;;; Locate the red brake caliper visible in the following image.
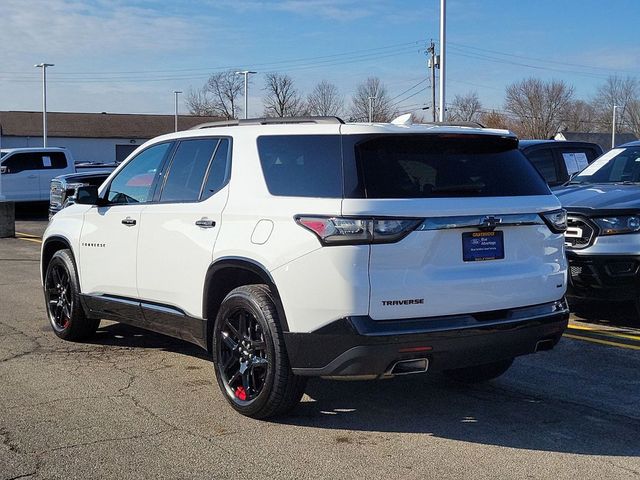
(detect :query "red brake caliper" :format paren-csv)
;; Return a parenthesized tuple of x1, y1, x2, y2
(234, 386, 247, 401)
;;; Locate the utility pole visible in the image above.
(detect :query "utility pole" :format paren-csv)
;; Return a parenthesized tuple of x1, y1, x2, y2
(427, 40, 438, 122)
(235, 70, 257, 119)
(438, 0, 446, 122)
(34, 63, 54, 147)
(612, 105, 621, 148)
(368, 96, 376, 122)
(173, 91, 182, 132)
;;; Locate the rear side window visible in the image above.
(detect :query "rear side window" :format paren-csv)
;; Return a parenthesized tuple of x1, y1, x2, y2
(349, 134, 551, 198)
(42, 152, 67, 168)
(161, 139, 218, 202)
(201, 139, 231, 200)
(257, 135, 343, 197)
(525, 148, 559, 185)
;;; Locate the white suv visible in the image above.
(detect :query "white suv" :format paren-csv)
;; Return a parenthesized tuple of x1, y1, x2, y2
(41, 117, 569, 418)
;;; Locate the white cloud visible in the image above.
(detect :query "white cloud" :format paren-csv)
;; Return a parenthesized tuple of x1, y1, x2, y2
(211, 0, 386, 21)
(0, 0, 207, 67)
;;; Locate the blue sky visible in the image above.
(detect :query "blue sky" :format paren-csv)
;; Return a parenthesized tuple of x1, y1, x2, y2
(1, 0, 639, 117)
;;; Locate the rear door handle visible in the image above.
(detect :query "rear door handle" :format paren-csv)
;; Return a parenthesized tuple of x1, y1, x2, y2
(195, 218, 216, 228)
(121, 217, 137, 226)
(27, 174, 37, 179)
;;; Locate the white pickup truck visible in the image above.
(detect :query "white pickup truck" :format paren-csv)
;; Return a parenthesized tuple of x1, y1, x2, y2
(0, 147, 116, 202)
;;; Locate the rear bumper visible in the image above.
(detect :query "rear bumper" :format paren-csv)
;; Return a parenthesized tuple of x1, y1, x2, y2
(567, 252, 640, 301)
(284, 300, 569, 377)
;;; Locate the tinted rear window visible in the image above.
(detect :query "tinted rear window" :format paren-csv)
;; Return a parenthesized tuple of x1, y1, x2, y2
(257, 135, 342, 197)
(349, 134, 550, 198)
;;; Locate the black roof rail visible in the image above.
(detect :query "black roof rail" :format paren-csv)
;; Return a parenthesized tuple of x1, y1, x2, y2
(190, 116, 344, 130)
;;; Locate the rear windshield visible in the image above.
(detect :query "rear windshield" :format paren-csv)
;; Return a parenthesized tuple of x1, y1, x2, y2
(257, 134, 550, 198)
(349, 134, 550, 198)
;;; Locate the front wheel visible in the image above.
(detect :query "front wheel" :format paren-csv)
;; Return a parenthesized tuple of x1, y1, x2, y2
(44, 249, 100, 341)
(212, 285, 306, 419)
(443, 358, 514, 383)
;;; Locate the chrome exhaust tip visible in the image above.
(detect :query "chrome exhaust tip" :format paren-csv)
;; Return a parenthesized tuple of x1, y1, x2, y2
(388, 358, 429, 376)
(535, 339, 555, 352)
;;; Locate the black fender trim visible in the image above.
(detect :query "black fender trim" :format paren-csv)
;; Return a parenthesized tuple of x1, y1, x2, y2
(203, 258, 290, 332)
(41, 235, 75, 281)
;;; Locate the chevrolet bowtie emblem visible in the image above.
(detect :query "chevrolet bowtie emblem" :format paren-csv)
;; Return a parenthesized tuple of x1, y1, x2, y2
(479, 216, 502, 231)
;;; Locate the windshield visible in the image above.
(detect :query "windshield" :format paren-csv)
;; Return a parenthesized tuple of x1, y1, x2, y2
(571, 147, 640, 184)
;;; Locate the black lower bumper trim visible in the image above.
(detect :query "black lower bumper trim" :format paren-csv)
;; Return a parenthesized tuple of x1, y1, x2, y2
(285, 300, 569, 377)
(567, 252, 640, 301)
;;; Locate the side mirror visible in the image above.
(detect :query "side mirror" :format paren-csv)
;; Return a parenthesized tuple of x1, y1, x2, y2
(74, 185, 100, 205)
(0, 166, 8, 174)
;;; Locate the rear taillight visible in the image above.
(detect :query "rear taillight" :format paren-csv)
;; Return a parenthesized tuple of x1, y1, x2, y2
(295, 216, 422, 245)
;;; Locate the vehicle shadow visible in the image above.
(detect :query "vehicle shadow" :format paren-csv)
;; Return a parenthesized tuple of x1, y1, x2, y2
(569, 297, 640, 328)
(277, 373, 640, 457)
(88, 321, 210, 361)
(87, 321, 640, 457)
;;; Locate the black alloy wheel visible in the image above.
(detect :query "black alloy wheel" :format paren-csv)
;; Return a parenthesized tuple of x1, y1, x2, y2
(212, 285, 307, 418)
(218, 307, 269, 402)
(45, 263, 73, 332)
(43, 249, 100, 341)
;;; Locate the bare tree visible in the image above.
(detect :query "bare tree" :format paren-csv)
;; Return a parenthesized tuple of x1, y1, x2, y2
(592, 76, 640, 135)
(185, 87, 216, 116)
(626, 99, 640, 137)
(186, 70, 243, 119)
(561, 100, 597, 132)
(207, 70, 243, 119)
(349, 77, 397, 122)
(505, 77, 574, 138)
(307, 80, 343, 117)
(449, 91, 482, 122)
(480, 110, 511, 131)
(263, 73, 306, 117)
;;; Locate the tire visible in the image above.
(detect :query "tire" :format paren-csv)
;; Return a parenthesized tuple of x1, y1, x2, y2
(443, 358, 514, 383)
(212, 284, 307, 419)
(43, 249, 100, 341)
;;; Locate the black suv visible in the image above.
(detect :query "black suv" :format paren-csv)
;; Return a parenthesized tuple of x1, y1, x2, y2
(520, 140, 603, 187)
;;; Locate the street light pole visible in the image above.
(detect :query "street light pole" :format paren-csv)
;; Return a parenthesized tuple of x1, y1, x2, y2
(235, 71, 257, 119)
(34, 63, 54, 147)
(438, 0, 446, 122)
(368, 96, 376, 123)
(173, 91, 182, 132)
(612, 105, 621, 148)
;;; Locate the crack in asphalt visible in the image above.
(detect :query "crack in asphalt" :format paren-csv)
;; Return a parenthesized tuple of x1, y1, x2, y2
(36, 429, 174, 456)
(481, 382, 640, 426)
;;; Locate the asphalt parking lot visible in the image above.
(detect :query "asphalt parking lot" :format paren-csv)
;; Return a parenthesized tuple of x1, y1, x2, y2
(1, 215, 639, 480)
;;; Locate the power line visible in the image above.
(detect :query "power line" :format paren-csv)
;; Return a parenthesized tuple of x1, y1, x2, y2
(0, 40, 425, 80)
(388, 78, 428, 102)
(391, 87, 429, 108)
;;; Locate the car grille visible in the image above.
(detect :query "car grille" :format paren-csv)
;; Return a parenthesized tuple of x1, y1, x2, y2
(565, 216, 596, 250)
(50, 180, 64, 208)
